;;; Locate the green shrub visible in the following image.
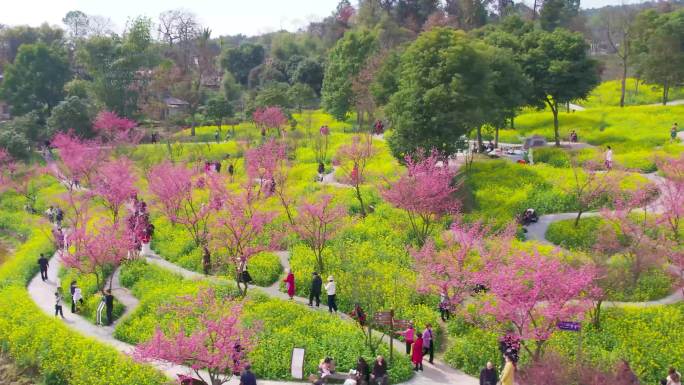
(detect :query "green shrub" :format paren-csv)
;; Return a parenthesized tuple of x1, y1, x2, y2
(248, 252, 283, 286)
(545, 217, 602, 251)
(444, 326, 500, 376)
(533, 147, 571, 168)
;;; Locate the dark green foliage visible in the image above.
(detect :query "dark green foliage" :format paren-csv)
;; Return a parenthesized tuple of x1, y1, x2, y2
(220, 43, 266, 85)
(46, 96, 95, 138)
(0, 43, 70, 115)
(321, 29, 378, 120)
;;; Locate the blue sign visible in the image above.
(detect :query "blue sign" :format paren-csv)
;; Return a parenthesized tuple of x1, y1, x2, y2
(557, 321, 581, 332)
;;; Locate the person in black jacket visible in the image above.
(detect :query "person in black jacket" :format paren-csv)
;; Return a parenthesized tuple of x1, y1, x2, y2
(309, 271, 322, 307)
(105, 290, 114, 325)
(356, 357, 370, 385)
(479, 361, 498, 385)
(371, 356, 388, 385)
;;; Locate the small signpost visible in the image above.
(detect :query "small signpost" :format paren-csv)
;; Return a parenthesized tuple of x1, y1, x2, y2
(372, 310, 412, 363)
(557, 321, 583, 360)
(557, 321, 581, 332)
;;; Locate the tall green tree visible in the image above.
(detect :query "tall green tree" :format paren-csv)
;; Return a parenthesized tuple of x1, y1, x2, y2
(540, 0, 580, 31)
(204, 97, 233, 133)
(46, 96, 95, 138)
(386, 28, 492, 157)
(321, 29, 378, 121)
(634, 9, 684, 105)
(0, 43, 70, 115)
(520, 28, 600, 146)
(220, 43, 265, 85)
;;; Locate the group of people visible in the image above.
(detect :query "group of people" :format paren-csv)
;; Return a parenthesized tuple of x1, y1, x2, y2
(315, 356, 389, 385)
(396, 323, 435, 371)
(126, 195, 154, 256)
(478, 355, 516, 385)
(303, 271, 338, 313)
(45, 205, 64, 226)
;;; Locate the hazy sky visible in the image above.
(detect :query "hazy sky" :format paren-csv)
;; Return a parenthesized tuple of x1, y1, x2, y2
(2, 0, 647, 37)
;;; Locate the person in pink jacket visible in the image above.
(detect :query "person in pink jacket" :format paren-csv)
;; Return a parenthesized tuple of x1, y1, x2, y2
(397, 323, 415, 355)
(283, 269, 295, 299)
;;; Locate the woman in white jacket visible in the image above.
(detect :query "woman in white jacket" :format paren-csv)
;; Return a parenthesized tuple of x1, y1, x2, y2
(325, 276, 337, 313)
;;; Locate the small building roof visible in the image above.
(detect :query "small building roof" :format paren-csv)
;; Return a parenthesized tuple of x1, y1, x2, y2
(164, 97, 189, 106)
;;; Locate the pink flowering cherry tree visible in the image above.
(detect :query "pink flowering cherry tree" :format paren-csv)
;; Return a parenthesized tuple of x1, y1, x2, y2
(656, 155, 684, 239)
(244, 139, 287, 199)
(334, 135, 376, 217)
(50, 132, 106, 190)
(90, 157, 138, 221)
(477, 248, 597, 360)
(566, 158, 618, 227)
(253, 106, 287, 137)
(412, 221, 494, 313)
(293, 194, 347, 273)
(93, 110, 141, 145)
(134, 288, 257, 385)
(383, 149, 460, 245)
(62, 214, 136, 292)
(148, 161, 218, 249)
(209, 187, 279, 296)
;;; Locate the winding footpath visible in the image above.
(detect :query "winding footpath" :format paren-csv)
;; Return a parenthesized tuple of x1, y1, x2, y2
(523, 172, 684, 308)
(27, 248, 477, 385)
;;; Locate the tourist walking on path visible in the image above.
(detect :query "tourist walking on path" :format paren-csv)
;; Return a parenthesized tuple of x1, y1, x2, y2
(665, 367, 682, 385)
(54, 291, 64, 319)
(239, 364, 257, 385)
(284, 269, 295, 299)
(671, 123, 679, 143)
(38, 253, 49, 281)
(397, 323, 415, 355)
(325, 275, 337, 313)
(371, 356, 388, 385)
(439, 292, 450, 321)
(423, 323, 434, 364)
(479, 362, 498, 385)
(500, 354, 516, 385)
(71, 284, 83, 313)
(605, 146, 613, 170)
(309, 271, 322, 307)
(411, 332, 424, 371)
(105, 290, 114, 325)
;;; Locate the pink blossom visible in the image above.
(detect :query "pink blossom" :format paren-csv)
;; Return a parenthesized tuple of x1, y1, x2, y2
(90, 158, 138, 221)
(93, 110, 141, 145)
(335, 135, 376, 216)
(134, 289, 257, 385)
(209, 186, 279, 296)
(147, 161, 216, 247)
(253, 107, 287, 136)
(244, 139, 287, 197)
(51, 132, 106, 188)
(383, 149, 460, 244)
(62, 215, 137, 291)
(293, 195, 347, 273)
(477, 248, 597, 359)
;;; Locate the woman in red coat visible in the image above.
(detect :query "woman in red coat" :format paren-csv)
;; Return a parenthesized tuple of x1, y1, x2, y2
(284, 269, 295, 299)
(412, 332, 424, 371)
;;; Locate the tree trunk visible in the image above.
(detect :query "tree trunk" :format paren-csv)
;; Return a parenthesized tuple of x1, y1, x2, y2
(476, 126, 483, 152)
(495, 125, 500, 147)
(355, 185, 367, 217)
(510, 116, 515, 129)
(592, 300, 603, 330)
(574, 209, 583, 227)
(548, 100, 561, 147)
(316, 250, 325, 274)
(634, 77, 640, 95)
(663, 81, 670, 105)
(190, 114, 196, 137)
(619, 59, 627, 108)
